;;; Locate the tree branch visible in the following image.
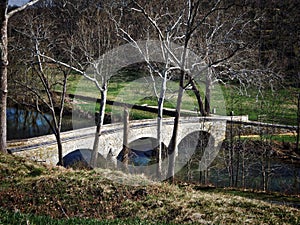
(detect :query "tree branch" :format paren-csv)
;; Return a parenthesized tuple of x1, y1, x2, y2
(7, 0, 40, 19)
(39, 53, 103, 92)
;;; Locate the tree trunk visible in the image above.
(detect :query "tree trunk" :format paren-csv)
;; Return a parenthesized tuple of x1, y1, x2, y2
(261, 161, 266, 192)
(55, 72, 67, 166)
(235, 148, 240, 187)
(190, 78, 206, 116)
(167, 22, 191, 182)
(187, 160, 192, 181)
(0, 4, 8, 153)
(90, 88, 107, 168)
(0, 0, 41, 154)
(167, 71, 185, 182)
(121, 106, 129, 171)
(229, 112, 234, 186)
(205, 71, 212, 116)
(56, 132, 63, 166)
(157, 112, 163, 179)
(296, 93, 300, 154)
(156, 76, 167, 179)
(242, 143, 246, 189)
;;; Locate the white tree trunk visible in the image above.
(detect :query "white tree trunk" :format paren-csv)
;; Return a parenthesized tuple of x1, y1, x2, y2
(90, 88, 107, 168)
(0, 9, 8, 153)
(157, 76, 167, 178)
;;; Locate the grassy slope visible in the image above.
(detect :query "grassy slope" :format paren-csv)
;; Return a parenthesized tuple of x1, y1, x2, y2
(221, 85, 298, 124)
(0, 153, 299, 224)
(67, 71, 299, 125)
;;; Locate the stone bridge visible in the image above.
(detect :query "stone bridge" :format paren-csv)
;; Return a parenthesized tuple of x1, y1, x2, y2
(8, 115, 295, 166)
(8, 117, 231, 165)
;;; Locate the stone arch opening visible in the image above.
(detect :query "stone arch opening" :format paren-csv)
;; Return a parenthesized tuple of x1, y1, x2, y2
(117, 137, 167, 167)
(176, 131, 214, 182)
(62, 148, 106, 169)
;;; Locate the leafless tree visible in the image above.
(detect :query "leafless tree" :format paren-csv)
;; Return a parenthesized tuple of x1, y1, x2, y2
(116, 0, 253, 182)
(110, 3, 183, 178)
(33, 1, 118, 168)
(0, 0, 41, 153)
(9, 10, 71, 165)
(164, 0, 227, 182)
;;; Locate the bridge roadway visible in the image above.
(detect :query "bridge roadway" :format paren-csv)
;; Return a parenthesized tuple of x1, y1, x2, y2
(8, 115, 295, 166)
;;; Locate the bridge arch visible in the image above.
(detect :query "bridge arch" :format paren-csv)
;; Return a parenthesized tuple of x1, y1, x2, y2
(177, 130, 212, 157)
(116, 137, 168, 167)
(128, 133, 157, 145)
(61, 148, 107, 168)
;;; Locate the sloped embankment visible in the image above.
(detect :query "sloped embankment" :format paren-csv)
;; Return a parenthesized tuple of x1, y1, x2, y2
(0, 153, 299, 224)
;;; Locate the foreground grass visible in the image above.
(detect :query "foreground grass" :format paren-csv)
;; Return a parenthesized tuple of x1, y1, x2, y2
(0, 208, 166, 225)
(0, 153, 299, 224)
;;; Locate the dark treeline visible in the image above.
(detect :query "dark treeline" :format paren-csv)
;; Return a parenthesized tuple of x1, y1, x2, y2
(256, 0, 300, 86)
(7, 0, 300, 90)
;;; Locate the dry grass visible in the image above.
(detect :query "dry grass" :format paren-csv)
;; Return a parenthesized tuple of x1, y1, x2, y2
(0, 152, 299, 224)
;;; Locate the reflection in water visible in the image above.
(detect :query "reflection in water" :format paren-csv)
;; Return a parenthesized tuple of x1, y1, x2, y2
(175, 132, 300, 194)
(7, 107, 74, 140)
(117, 138, 157, 166)
(7, 107, 53, 140)
(62, 149, 106, 169)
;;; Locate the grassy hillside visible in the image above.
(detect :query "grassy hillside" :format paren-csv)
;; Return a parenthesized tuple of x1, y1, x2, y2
(0, 152, 299, 224)
(67, 70, 299, 125)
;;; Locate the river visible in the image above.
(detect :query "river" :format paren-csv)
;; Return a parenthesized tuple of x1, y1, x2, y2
(7, 107, 73, 140)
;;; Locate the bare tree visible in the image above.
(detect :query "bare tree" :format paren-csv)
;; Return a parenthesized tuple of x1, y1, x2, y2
(7, 0, 114, 166)
(296, 93, 300, 155)
(32, 1, 118, 168)
(31, 56, 69, 166)
(129, 1, 204, 179)
(166, 0, 215, 182)
(0, 0, 41, 153)
(111, 6, 182, 178)
(65, 3, 116, 168)
(121, 106, 130, 170)
(8, 9, 71, 165)
(121, 0, 244, 182)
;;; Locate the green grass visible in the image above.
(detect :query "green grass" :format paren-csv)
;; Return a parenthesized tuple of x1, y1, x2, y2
(23, 64, 299, 125)
(222, 85, 299, 125)
(274, 134, 297, 143)
(69, 72, 198, 120)
(0, 208, 168, 225)
(1, 210, 170, 225)
(59, 69, 300, 125)
(0, 153, 299, 224)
